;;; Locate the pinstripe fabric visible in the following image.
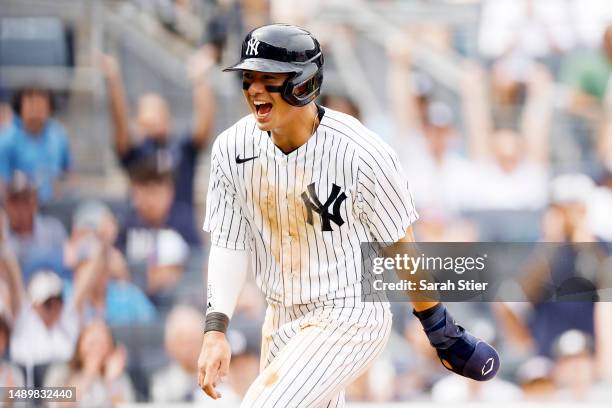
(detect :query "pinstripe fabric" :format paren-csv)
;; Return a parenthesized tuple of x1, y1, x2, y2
(241, 296, 392, 407)
(203, 106, 418, 406)
(203, 107, 419, 307)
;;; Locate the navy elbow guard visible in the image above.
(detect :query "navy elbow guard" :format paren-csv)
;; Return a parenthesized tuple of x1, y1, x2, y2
(413, 304, 500, 381)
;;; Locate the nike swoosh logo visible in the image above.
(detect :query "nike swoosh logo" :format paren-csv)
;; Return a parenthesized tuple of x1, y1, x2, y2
(236, 155, 259, 164)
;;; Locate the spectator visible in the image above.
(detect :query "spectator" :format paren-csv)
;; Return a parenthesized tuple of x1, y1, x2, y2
(223, 325, 260, 402)
(62, 200, 156, 325)
(150, 304, 205, 403)
(2, 171, 68, 282)
(221, 283, 263, 400)
(478, 0, 574, 105)
(516, 356, 556, 401)
(69, 199, 187, 307)
(0, 208, 19, 319)
(1, 211, 24, 397)
(146, 228, 189, 299)
(116, 157, 201, 265)
(0, 88, 72, 203)
(588, 167, 612, 241)
(44, 319, 135, 407)
(152, 303, 259, 404)
(553, 330, 612, 402)
(0, 94, 12, 131)
(541, 173, 599, 242)
(461, 61, 553, 210)
(64, 200, 126, 280)
(497, 175, 611, 362)
(479, 0, 574, 62)
(560, 25, 612, 112)
(0, 285, 13, 358)
(66, 255, 157, 326)
(8, 267, 93, 380)
(71, 200, 119, 248)
(589, 122, 612, 241)
(3, 206, 98, 375)
(386, 35, 472, 215)
(0, 92, 13, 194)
(99, 46, 215, 207)
(0, 304, 25, 407)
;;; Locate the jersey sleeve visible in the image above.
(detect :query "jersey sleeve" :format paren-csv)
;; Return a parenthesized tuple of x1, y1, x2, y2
(202, 137, 251, 250)
(356, 148, 418, 243)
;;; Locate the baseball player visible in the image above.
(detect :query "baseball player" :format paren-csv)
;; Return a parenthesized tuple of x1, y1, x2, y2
(198, 24, 500, 407)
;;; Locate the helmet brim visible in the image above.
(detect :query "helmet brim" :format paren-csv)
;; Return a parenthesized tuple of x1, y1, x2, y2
(223, 58, 302, 74)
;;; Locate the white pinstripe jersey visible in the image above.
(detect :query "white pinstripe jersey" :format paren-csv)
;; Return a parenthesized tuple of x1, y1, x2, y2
(203, 106, 418, 306)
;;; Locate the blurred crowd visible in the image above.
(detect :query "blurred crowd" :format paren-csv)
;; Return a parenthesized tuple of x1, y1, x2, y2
(1, 0, 612, 406)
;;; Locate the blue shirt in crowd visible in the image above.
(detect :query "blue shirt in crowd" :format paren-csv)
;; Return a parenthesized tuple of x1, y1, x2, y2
(5, 214, 69, 284)
(0, 117, 72, 202)
(63, 280, 157, 326)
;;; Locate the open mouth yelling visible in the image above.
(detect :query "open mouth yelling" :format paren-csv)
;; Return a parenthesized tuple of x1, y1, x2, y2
(254, 101, 273, 122)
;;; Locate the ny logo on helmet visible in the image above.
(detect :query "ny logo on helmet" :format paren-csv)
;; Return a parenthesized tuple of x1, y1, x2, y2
(246, 38, 260, 56)
(301, 183, 347, 232)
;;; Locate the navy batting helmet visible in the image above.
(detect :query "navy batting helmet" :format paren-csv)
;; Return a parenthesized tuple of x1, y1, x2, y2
(224, 24, 324, 107)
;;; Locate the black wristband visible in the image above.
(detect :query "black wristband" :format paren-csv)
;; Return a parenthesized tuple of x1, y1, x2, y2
(204, 312, 230, 334)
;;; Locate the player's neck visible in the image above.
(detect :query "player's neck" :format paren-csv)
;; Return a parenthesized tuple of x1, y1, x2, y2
(270, 104, 319, 154)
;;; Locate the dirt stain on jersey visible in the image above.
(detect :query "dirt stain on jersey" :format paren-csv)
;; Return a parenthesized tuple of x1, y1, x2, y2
(260, 304, 275, 372)
(256, 165, 281, 265)
(264, 371, 279, 387)
(287, 196, 307, 275)
(254, 164, 312, 279)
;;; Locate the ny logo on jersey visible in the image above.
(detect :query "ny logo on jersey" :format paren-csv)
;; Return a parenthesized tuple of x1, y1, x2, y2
(246, 38, 260, 56)
(301, 183, 347, 231)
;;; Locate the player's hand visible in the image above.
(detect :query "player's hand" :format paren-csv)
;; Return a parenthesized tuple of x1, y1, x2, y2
(197, 331, 231, 399)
